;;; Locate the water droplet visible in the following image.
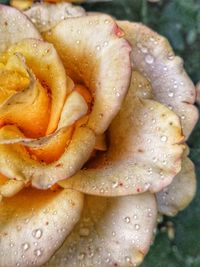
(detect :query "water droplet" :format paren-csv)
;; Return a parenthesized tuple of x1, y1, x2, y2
(181, 114, 185, 120)
(134, 224, 140, 230)
(167, 53, 175, 60)
(22, 243, 30, 251)
(125, 256, 131, 262)
(168, 91, 174, 97)
(34, 248, 43, 257)
(78, 252, 85, 260)
(32, 229, 43, 239)
(160, 135, 168, 142)
(124, 216, 131, 223)
(145, 54, 154, 64)
(79, 227, 90, 237)
(96, 45, 101, 51)
(76, 40, 80, 45)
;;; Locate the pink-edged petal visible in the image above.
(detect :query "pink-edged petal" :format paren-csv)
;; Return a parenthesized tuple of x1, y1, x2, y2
(59, 71, 184, 196)
(118, 21, 198, 139)
(0, 4, 41, 53)
(43, 15, 132, 135)
(156, 149, 196, 216)
(24, 2, 85, 33)
(46, 193, 157, 267)
(0, 188, 83, 267)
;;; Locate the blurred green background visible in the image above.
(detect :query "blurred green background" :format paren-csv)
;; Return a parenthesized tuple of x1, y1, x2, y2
(1, 0, 200, 266)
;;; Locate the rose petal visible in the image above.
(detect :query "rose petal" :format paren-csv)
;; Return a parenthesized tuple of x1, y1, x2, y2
(58, 90, 88, 129)
(25, 2, 85, 32)
(5, 38, 74, 134)
(196, 81, 200, 104)
(118, 21, 198, 139)
(0, 122, 95, 188)
(0, 179, 25, 198)
(0, 4, 41, 53)
(0, 56, 50, 138)
(59, 71, 184, 196)
(156, 150, 196, 216)
(0, 188, 84, 267)
(95, 134, 107, 151)
(46, 193, 157, 267)
(43, 15, 132, 135)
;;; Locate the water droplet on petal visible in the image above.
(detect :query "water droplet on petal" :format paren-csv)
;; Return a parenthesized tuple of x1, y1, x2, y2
(160, 135, 168, 142)
(32, 228, 43, 239)
(34, 248, 43, 257)
(134, 224, 140, 230)
(22, 243, 30, 251)
(124, 216, 131, 223)
(145, 54, 154, 64)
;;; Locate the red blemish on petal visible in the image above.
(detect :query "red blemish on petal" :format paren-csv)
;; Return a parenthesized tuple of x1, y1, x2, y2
(113, 25, 124, 37)
(137, 188, 141, 193)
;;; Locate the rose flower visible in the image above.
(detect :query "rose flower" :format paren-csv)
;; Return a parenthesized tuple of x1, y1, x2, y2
(0, 2, 198, 267)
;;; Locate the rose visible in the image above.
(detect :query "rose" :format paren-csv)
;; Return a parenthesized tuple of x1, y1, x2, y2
(0, 2, 198, 267)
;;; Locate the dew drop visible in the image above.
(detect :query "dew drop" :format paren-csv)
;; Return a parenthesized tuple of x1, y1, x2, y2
(22, 243, 30, 251)
(134, 224, 140, 230)
(168, 91, 174, 98)
(32, 228, 43, 239)
(124, 216, 131, 223)
(34, 248, 43, 257)
(145, 54, 154, 64)
(160, 135, 168, 142)
(78, 252, 85, 261)
(79, 227, 90, 237)
(125, 256, 131, 263)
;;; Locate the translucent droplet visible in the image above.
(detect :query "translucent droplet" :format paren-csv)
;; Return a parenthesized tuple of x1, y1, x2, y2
(125, 256, 131, 262)
(34, 248, 43, 257)
(22, 243, 30, 251)
(145, 54, 154, 64)
(168, 91, 174, 97)
(134, 224, 140, 230)
(160, 135, 168, 142)
(78, 252, 85, 260)
(32, 228, 43, 239)
(79, 227, 90, 237)
(124, 216, 131, 223)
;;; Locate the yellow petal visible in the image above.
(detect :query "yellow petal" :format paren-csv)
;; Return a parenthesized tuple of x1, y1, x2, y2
(6, 38, 74, 134)
(0, 188, 84, 267)
(46, 193, 157, 267)
(0, 57, 50, 137)
(59, 71, 184, 196)
(43, 15, 132, 135)
(118, 21, 198, 140)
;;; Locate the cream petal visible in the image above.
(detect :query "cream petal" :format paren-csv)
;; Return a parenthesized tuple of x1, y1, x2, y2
(25, 2, 85, 32)
(43, 15, 132, 135)
(118, 21, 198, 139)
(196, 81, 200, 104)
(46, 193, 157, 267)
(0, 4, 41, 53)
(156, 153, 196, 216)
(59, 71, 184, 196)
(0, 188, 84, 267)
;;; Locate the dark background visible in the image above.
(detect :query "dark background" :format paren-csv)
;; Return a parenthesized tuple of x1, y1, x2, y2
(1, 0, 200, 266)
